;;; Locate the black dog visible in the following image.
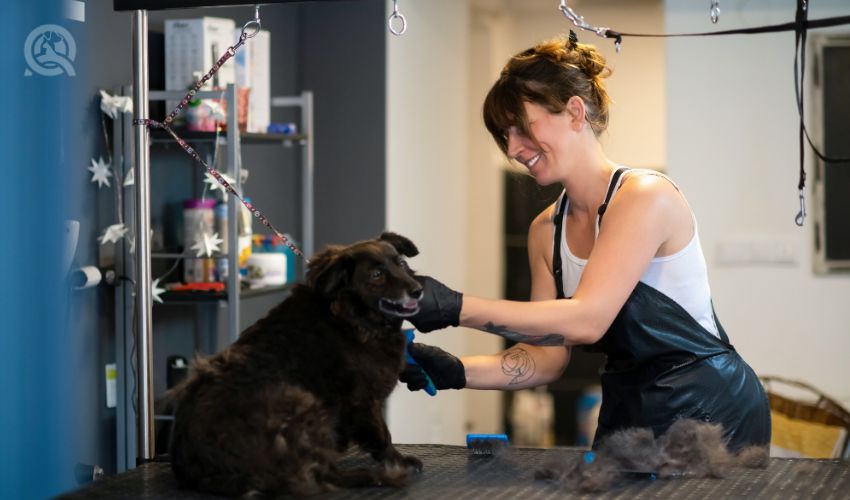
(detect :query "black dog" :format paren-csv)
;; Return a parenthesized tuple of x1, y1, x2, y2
(168, 232, 425, 497)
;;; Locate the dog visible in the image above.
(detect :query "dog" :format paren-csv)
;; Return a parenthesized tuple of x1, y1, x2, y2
(168, 232, 425, 497)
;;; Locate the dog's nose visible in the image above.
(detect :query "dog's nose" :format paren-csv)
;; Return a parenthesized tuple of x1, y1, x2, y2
(410, 287, 423, 300)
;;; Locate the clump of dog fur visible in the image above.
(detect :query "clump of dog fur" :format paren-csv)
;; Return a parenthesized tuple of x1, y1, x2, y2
(167, 233, 425, 497)
(535, 419, 769, 493)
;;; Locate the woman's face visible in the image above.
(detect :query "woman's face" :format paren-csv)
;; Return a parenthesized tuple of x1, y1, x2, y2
(505, 100, 581, 186)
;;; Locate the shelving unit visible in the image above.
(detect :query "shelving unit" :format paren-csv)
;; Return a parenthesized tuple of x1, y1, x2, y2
(111, 83, 314, 471)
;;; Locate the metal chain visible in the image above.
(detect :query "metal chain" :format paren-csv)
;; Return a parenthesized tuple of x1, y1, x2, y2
(133, 15, 307, 260)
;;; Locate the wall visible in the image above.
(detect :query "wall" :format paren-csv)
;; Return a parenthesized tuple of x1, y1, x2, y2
(665, 0, 850, 405)
(385, 0, 475, 444)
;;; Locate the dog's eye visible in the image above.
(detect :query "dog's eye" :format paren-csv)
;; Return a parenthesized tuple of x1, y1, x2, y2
(370, 269, 384, 280)
(397, 258, 410, 271)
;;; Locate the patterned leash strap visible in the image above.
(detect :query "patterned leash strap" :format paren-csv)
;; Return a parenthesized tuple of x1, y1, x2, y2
(133, 19, 307, 261)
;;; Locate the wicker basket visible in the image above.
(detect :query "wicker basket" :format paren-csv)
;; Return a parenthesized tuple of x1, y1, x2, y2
(760, 375, 850, 459)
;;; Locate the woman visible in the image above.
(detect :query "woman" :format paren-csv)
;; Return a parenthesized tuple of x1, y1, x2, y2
(401, 33, 770, 450)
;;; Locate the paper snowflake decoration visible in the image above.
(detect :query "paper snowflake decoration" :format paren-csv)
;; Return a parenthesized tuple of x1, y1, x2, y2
(99, 90, 133, 119)
(88, 156, 113, 188)
(123, 167, 134, 187)
(151, 278, 165, 304)
(203, 172, 236, 199)
(99, 223, 128, 245)
(190, 232, 224, 258)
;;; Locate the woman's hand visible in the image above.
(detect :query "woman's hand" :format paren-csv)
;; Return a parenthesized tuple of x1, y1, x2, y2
(399, 342, 466, 390)
(408, 276, 463, 333)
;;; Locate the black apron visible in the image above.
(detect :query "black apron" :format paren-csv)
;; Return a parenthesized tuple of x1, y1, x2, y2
(552, 169, 771, 451)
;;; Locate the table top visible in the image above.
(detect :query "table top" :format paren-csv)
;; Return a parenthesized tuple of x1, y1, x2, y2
(59, 444, 850, 499)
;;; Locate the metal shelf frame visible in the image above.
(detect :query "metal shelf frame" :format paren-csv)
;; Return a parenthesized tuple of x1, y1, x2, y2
(120, 9, 314, 468)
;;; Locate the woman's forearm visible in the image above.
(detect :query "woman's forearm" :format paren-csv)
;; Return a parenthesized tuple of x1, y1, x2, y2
(462, 345, 570, 390)
(460, 295, 603, 346)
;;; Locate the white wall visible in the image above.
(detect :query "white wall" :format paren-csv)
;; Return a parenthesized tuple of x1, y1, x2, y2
(665, 0, 850, 405)
(385, 0, 474, 445)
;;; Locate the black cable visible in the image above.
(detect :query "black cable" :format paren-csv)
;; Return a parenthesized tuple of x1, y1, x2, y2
(602, 14, 850, 44)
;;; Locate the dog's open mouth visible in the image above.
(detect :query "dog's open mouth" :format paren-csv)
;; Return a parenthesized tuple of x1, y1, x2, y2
(378, 297, 420, 317)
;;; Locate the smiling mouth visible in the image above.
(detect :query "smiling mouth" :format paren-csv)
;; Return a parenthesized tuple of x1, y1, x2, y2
(524, 153, 541, 169)
(379, 297, 420, 317)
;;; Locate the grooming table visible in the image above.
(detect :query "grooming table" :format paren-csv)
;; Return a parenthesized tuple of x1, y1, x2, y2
(60, 444, 850, 499)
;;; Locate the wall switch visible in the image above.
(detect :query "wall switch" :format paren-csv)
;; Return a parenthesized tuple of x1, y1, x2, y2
(715, 237, 797, 266)
(715, 236, 797, 266)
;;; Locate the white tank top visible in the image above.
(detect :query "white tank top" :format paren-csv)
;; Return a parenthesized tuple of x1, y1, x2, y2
(554, 169, 720, 337)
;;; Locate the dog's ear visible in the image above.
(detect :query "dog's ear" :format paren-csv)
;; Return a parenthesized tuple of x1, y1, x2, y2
(379, 232, 419, 258)
(306, 246, 351, 297)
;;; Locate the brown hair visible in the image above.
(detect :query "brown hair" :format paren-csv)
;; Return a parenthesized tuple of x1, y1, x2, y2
(483, 35, 613, 154)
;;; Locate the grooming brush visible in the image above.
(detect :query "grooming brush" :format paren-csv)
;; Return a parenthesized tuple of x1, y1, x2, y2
(404, 329, 437, 396)
(466, 434, 510, 456)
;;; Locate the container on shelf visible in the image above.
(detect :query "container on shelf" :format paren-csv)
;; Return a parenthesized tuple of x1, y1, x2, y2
(183, 198, 216, 283)
(238, 197, 253, 278)
(214, 201, 228, 281)
(252, 234, 296, 284)
(244, 252, 286, 289)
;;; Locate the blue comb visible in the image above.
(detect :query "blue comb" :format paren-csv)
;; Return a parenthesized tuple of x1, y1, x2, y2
(404, 329, 437, 396)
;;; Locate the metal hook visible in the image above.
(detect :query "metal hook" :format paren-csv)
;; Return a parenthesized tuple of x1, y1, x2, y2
(388, 0, 407, 36)
(795, 188, 806, 226)
(558, 1, 611, 41)
(240, 4, 261, 39)
(710, 0, 721, 24)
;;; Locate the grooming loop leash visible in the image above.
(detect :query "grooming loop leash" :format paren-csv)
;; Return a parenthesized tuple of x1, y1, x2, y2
(133, 7, 307, 260)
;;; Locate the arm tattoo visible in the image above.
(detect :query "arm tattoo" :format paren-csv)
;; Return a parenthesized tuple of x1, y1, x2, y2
(482, 321, 565, 346)
(501, 347, 535, 385)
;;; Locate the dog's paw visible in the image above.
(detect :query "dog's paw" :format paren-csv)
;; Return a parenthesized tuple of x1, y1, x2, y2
(398, 454, 423, 474)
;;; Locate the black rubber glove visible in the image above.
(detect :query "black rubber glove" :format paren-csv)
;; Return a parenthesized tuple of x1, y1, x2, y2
(408, 275, 463, 333)
(399, 343, 466, 391)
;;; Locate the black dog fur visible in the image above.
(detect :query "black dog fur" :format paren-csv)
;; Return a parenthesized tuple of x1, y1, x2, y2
(168, 232, 425, 497)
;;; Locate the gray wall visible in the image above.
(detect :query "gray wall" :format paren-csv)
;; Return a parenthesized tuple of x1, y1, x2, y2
(67, 0, 385, 478)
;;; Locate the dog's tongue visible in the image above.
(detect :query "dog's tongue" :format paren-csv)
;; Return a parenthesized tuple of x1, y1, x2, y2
(401, 299, 419, 311)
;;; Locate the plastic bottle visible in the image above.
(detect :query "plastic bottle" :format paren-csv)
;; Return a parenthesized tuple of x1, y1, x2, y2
(238, 197, 253, 279)
(214, 201, 228, 281)
(183, 199, 216, 283)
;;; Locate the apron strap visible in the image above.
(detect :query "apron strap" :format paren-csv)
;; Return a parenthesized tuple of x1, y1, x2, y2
(597, 167, 630, 225)
(552, 167, 630, 299)
(552, 194, 569, 300)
